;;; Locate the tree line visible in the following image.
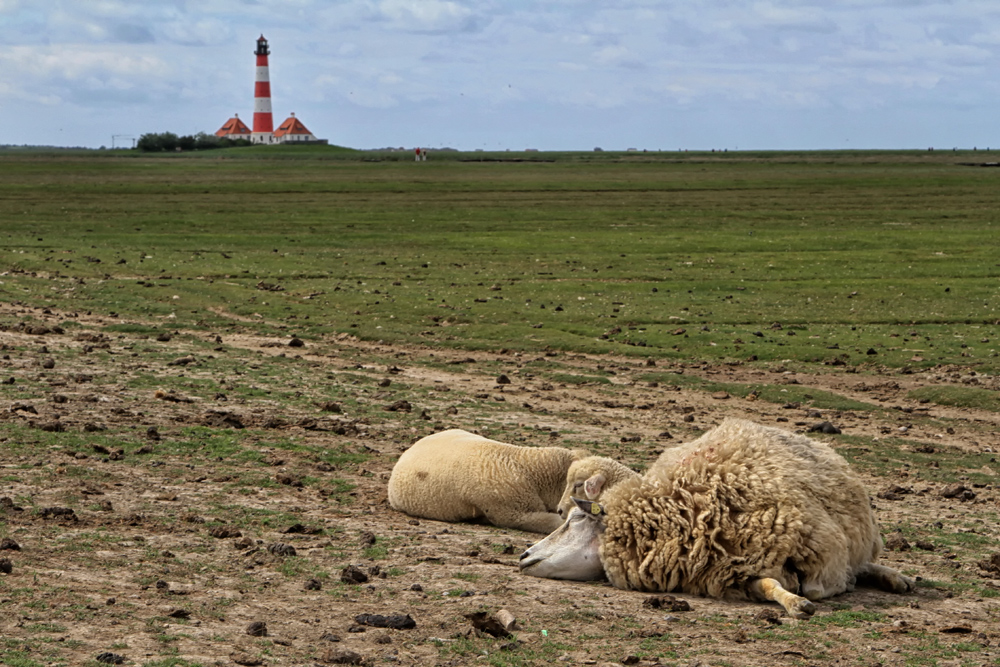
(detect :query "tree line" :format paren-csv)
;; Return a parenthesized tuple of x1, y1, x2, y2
(136, 132, 251, 152)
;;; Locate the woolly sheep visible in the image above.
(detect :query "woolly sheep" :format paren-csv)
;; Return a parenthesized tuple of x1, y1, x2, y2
(519, 418, 914, 618)
(556, 455, 641, 517)
(387, 429, 590, 533)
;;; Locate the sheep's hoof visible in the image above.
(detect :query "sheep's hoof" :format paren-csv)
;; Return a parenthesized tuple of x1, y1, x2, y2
(788, 598, 817, 620)
(888, 574, 916, 594)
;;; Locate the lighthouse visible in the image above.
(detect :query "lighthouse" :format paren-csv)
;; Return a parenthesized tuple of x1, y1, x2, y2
(251, 35, 274, 144)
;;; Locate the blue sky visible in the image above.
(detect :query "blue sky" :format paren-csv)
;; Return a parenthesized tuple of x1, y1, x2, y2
(2, 0, 999, 150)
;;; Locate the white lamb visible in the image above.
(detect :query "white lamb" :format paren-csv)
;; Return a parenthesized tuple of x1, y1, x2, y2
(387, 429, 592, 533)
(519, 418, 915, 618)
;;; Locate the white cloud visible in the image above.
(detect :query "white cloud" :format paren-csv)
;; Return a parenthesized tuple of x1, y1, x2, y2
(376, 0, 487, 33)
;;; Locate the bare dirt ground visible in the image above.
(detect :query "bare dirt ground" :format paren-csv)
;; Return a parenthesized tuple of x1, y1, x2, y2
(1, 303, 998, 667)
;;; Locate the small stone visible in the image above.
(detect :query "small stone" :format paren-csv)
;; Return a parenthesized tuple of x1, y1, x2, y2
(884, 533, 911, 551)
(354, 613, 416, 630)
(807, 421, 841, 434)
(941, 483, 975, 501)
(341, 565, 369, 584)
(95, 652, 126, 664)
(208, 525, 242, 539)
(246, 621, 268, 637)
(267, 543, 296, 557)
(0, 558, 12, 574)
(319, 648, 364, 665)
(304, 578, 322, 591)
(0, 537, 20, 551)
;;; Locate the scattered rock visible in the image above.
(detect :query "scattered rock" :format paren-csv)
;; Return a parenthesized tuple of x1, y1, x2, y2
(977, 553, 1000, 574)
(754, 608, 782, 624)
(877, 485, 912, 501)
(807, 421, 841, 434)
(275, 474, 303, 487)
(208, 525, 242, 539)
(319, 648, 364, 665)
(95, 652, 126, 665)
(884, 533, 911, 551)
(0, 537, 21, 551)
(341, 565, 369, 584)
(317, 401, 343, 413)
(354, 613, 416, 630)
(39, 507, 77, 520)
(304, 578, 323, 591)
(245, 621, 268, 637)
(230, 537, 253, 551)
(642, 595, 692, 612)
(941, 484, 976, 501)
(465, 611, 513, 638)
(231, 654, 263, 666)
(0, 497, 24, 512)
(267, 543, 297, 557)
(282, 523, 322, 535)
(496, 374, 511, 385)
(288, 337, 304, 347)
(168, 355, 195, 366)
(201, 411, 245, 429)
(0, 558, 12, 574)
(384, 400, 412, 412)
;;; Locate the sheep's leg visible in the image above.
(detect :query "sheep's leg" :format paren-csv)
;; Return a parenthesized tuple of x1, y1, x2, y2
(855, 563, 915, 594)
(482, 507, 564, 534)
(747, 577, 816, 620)
(507, 511, 565, 534)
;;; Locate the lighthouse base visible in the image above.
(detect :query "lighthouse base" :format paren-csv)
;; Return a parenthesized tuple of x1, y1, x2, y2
(251, 132, 274, 145)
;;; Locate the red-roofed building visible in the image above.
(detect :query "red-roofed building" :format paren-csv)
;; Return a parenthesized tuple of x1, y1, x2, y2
(273, 113, 317, 143)
(215, 114, 252, 139)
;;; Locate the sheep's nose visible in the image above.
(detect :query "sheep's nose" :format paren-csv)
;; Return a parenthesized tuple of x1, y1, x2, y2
(557, 508, 564, 517)
(518, 550, 530, 561)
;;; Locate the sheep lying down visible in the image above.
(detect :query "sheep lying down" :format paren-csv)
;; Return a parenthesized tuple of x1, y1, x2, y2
(520, 418, 915, 618)
(388, 429, 595, 533)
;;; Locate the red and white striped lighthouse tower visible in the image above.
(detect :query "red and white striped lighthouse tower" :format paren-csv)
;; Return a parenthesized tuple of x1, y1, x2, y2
(251, 35, 274, 144)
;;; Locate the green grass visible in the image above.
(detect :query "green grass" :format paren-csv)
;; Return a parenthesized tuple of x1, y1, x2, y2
(835, 434, 998, 486)
(640, 372, 879, 411)
(2, 150, 1000, 371)
(907, 385, 1000, 412)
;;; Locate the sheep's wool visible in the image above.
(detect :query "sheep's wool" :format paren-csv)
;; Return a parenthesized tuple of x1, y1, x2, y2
(599, 418, 882, 599)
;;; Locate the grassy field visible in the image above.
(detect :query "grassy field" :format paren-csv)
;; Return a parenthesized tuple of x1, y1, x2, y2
(2, 147, 999, 372)
(1, 147, 1000, 666)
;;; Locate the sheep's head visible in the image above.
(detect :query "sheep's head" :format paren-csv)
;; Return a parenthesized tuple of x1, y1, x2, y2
(519, 497, 606, 581)
(557, 456, 624, 517)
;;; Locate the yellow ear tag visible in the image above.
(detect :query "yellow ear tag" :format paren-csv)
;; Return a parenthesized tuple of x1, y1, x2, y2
(590, 502, 601, 515)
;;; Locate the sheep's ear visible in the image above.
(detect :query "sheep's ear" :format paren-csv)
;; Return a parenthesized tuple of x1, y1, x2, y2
(583, 473, 606, 499)
(572, 497, 605, 516)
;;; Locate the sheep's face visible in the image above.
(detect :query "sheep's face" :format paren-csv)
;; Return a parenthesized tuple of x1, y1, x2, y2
(557, 458, 609, 517)
(519, 498, 606, 581)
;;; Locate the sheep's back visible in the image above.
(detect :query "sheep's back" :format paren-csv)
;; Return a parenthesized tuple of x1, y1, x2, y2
(600, 419, 882, 595)
(387, 429, 575, 522)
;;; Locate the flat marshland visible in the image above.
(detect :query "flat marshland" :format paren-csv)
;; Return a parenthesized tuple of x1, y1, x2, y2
(0, 148, 998, 667)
